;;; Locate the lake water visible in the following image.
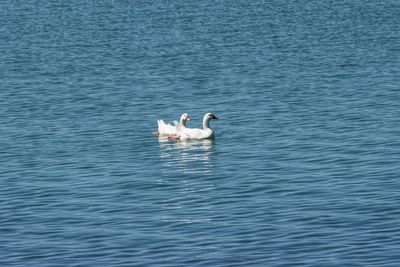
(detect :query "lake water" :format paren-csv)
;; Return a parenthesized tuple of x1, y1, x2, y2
(1, 0, 400, 266)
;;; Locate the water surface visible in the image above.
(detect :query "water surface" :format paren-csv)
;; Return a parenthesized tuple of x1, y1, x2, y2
(1, 0, 400, 266)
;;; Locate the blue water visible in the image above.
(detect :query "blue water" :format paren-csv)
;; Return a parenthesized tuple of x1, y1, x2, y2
(1, 0, 400, 266)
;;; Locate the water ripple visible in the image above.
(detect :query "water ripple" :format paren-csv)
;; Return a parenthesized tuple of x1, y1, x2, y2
(2, 0, 400, 266)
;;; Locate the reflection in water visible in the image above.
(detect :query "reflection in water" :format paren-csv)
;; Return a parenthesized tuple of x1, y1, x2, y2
(157, 138, 216, 226)
(158, 137, 215, 175)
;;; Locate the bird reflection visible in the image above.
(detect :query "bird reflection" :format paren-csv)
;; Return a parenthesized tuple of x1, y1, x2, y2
(158, 137, 215, 175)
(157, 138, 216, 225)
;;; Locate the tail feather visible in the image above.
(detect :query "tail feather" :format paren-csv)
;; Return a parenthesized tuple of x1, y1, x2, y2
(158, 119, 167, 129)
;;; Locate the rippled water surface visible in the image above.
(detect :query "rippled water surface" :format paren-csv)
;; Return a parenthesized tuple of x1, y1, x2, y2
(1, 0, 400, 266)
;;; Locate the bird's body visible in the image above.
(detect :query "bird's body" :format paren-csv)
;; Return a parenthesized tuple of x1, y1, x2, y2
(172, 113, 219, 140)
(156, 113, 190, 136)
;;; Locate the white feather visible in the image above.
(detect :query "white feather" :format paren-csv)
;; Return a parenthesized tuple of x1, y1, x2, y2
(175, 113, 218, 140)
(157, 113, 190, 136)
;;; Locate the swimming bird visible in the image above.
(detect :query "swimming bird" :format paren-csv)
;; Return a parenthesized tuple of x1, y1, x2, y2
(170, 113, 219, 141)
(156, 113, 190, 136)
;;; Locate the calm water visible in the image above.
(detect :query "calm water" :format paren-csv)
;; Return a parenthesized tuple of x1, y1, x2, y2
(1, 0, 400, 266)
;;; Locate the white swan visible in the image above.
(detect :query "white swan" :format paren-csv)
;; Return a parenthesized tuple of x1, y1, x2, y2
(171, 113, 219, 140)
(156, 113, 190, 136)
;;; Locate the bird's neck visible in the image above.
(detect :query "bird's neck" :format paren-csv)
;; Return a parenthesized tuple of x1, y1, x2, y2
(180, 118, 187, 126)
(203, 117, 211, 130)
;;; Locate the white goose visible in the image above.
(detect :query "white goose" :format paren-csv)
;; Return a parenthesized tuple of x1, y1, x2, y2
(157, 113, 190, 136)
(171, 113, 219, 140)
